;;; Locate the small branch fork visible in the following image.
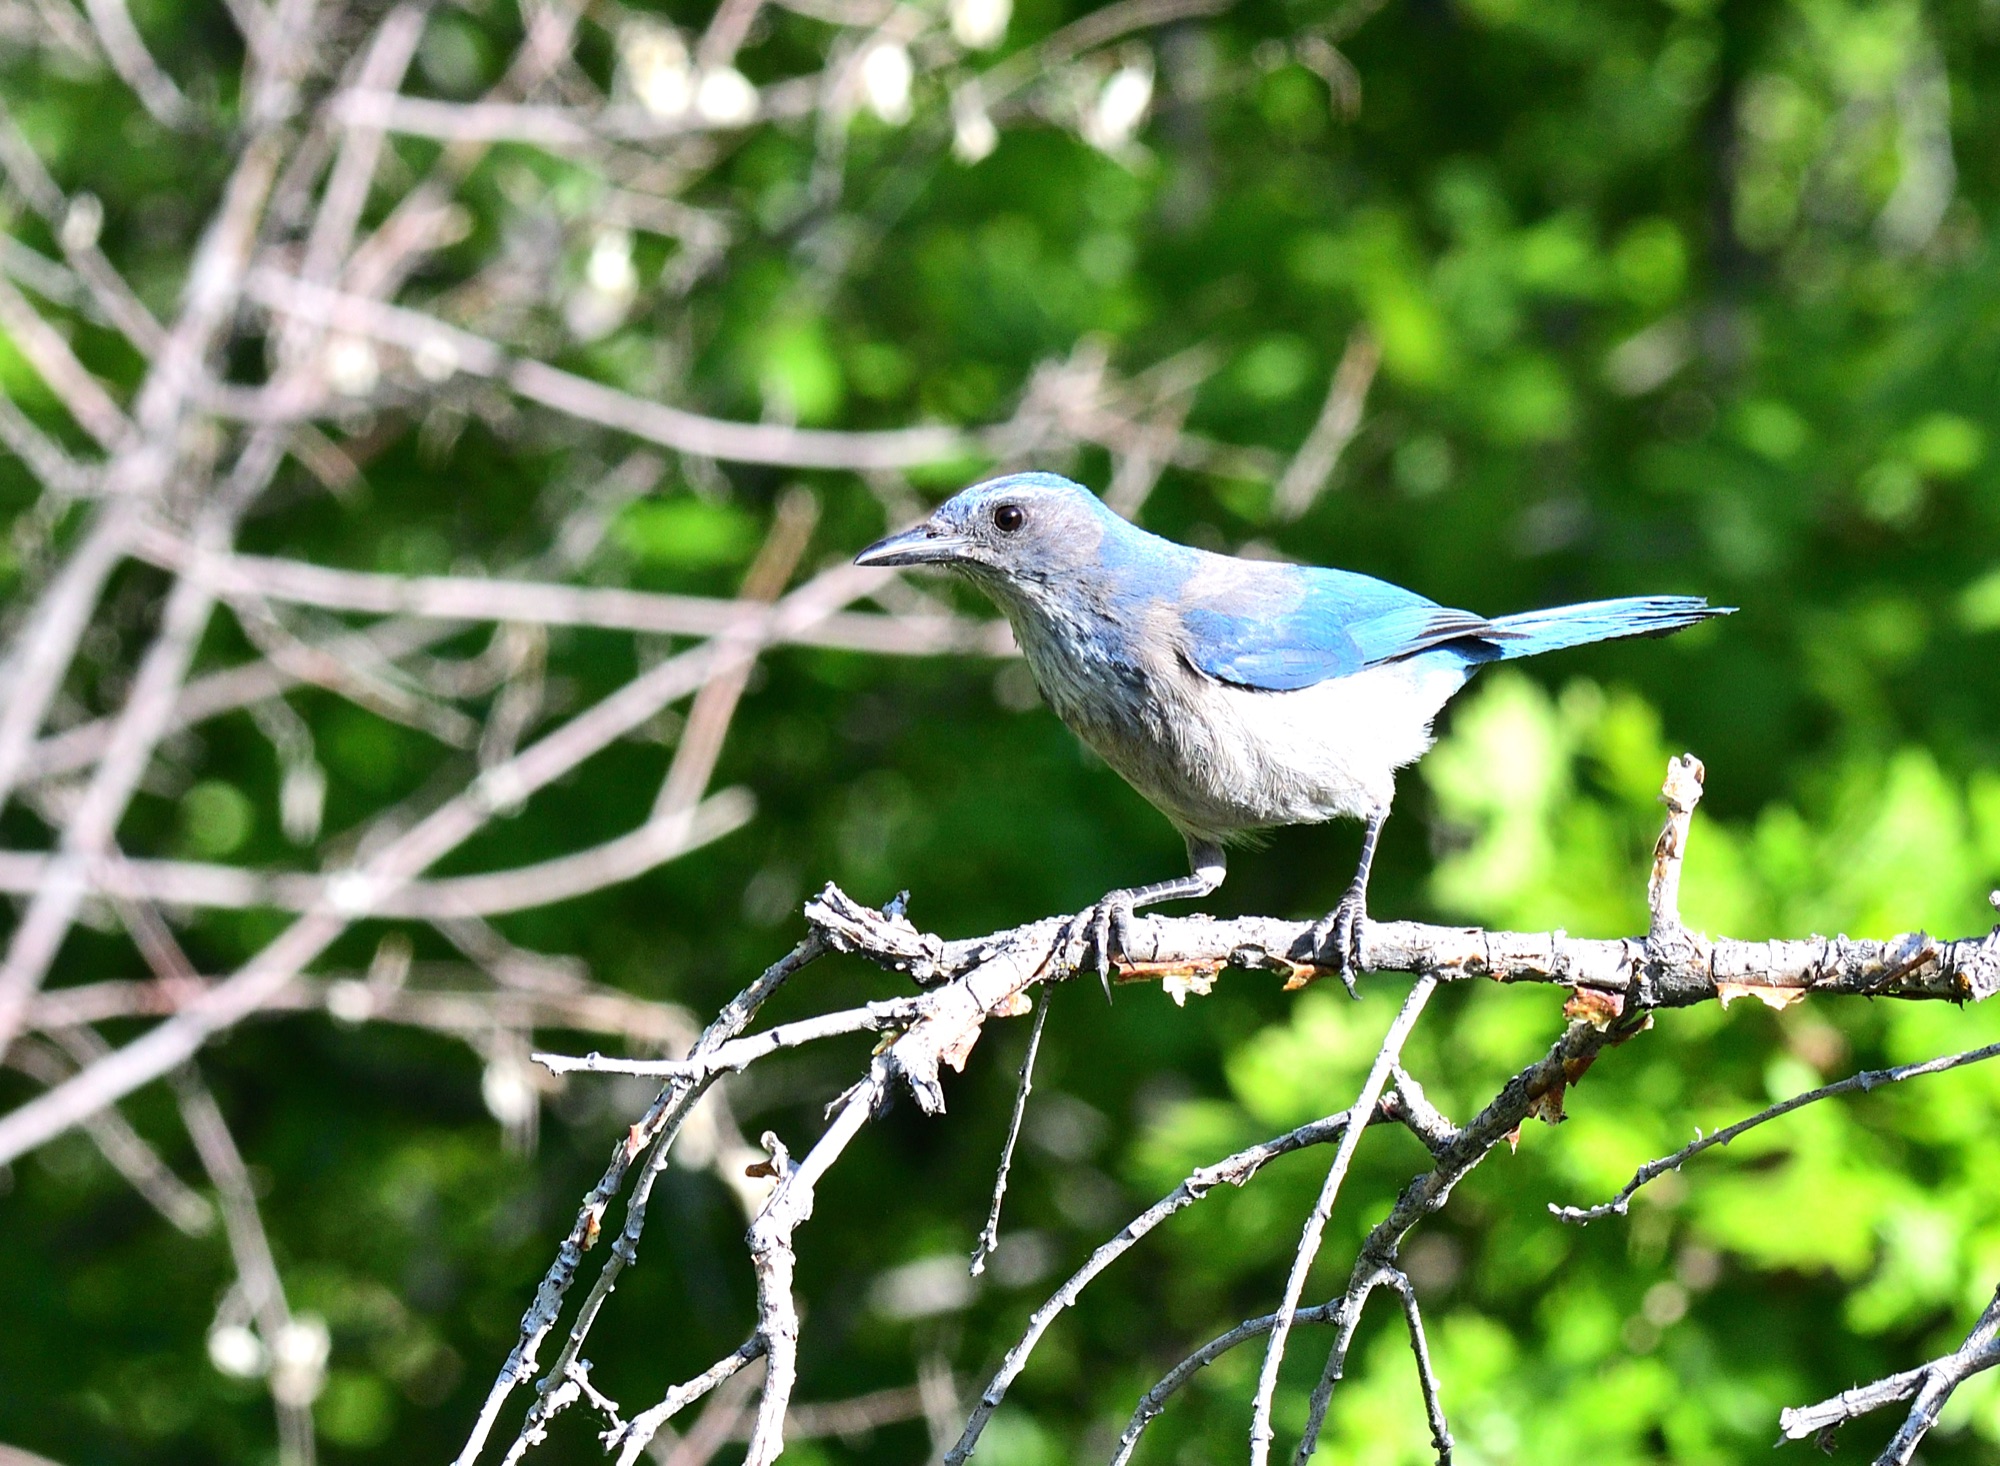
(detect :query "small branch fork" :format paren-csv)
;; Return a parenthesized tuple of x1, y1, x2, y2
(1777, 1285, 2000, 1465)
(454, 754, 2000, 1466)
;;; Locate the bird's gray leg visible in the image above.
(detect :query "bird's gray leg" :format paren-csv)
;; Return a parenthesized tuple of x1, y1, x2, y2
(1312, 809, 1386, 999)
(1077, 837, 1227, 999)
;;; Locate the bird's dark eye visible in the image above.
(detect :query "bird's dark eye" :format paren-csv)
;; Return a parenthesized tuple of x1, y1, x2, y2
(993, 504, 1025, 533)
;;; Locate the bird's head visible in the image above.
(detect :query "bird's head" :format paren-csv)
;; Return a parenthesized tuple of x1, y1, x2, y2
(853, 472, 1120, 590)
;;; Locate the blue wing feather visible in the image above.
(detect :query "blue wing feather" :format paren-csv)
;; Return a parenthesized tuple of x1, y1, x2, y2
(1177, 562, 1503, 691)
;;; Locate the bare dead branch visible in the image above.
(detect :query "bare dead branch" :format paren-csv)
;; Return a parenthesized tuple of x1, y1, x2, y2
(1554, 1039, 2000, 1224)
(1294, 1268, 1397, 1464)
(298, 5, 427, 289)
(220, 592, 483, 745)
(608, 1338, 769, 1466)
(1249, 975, 1438, 1466)
(0, 98, 165, 355)
(968, 982, 1052, 1277)
(742, 1078, 879, 1466)
(27, 972, 698, 1047)
(18, 617, 460, 785)
(455, 742, 1994, 1466)
(327, 84, 825, 146)
(1272, 327, 1379, 521)
(0, 273, 132, 450)
(243, 270, 975, 470)
(0, 515, 234, 1049)
(171, 1065, 321, 1466)
(734, 1380, 928, 1443)
(967, 0, 1240, 117)
(1110, 1298, 1350, 1466)
(0, 787, 753, 916)
(0, 507, 136, 817)
(950, 1096, 1443, 1464)
(137, 529, 1012, 656)
(452, 936, 817, 1466)
(532, 989, 924, 1079)
(1388, 1269, 1453, 1465)
(654, 487, 819, 818)
(1101, 387, 1197, 519)
(77, 0, 196, 128)
(0, 383, 95, 495)
(1, 1037, 215, 1236)
(1779, 1285, 2000, 1464)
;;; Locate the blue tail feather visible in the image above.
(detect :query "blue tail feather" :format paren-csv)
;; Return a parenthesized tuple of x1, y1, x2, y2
(1487, 596, 1730, 660)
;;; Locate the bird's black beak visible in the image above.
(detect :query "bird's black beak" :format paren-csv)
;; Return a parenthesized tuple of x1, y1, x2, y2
(853, 521, 973, 569)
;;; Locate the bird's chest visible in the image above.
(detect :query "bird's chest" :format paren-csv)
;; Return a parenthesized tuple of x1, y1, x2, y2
(1006, 603, 1226, 805)
(1009, 603, 1183, 748)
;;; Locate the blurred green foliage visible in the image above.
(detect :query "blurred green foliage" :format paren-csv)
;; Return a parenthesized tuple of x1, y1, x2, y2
(3, 0, 2000, 1462)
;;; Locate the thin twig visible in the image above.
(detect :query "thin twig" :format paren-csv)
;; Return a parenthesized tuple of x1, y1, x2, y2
(1, 1038, 214, 1235)
(655, 486, 820, 819)
(0, 507, 237, 1049)
(172, 1066, 320, 1466)
(0, 274, 131, 449)
(78, 0, 195, 128)
(1272, 327, 1379, 521)
(532, 994, 925, 1079)
(244, 270, 973, 470)
(743, 1074, 883, 1466)
(1109, 1299, 1349, 1466)
(1291, 1265, 1395, 1465)
(607, 1338, 768, 1466)
(137, 528, 1012, 656)
(1249, 976, 1438, 1466)
(969, 982, 1053, 1277)
(1388, 1270, 1453, 1464)
(951, 1101, 1437, 1464)
(1554, 1040, 2000, 1224)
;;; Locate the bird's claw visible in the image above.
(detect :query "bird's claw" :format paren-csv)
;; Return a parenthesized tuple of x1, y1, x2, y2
(1059, 893, 1134, 1001)
(1311, 889, 1368, 999)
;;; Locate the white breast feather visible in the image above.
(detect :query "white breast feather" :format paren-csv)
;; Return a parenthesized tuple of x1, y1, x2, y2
(1129, 658, 1471, 841)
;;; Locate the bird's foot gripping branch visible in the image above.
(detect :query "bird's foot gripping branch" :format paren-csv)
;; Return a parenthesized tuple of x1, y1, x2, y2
(488, 756, 2000, 1466)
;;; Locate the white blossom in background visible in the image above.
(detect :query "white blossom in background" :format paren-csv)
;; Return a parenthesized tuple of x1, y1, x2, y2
(412, 334, 459, 383)
(953, 95, 998, 162)
(278, 759, 325, 845)
(869, 1255, 979, 1320)
(567, 228, 638, 341)
(622, 21, 692, 119)
(207, 1324, 268, 1380)
(325, 979, 374, 1025)
(59, 191, 102, 251)
(1084, 56, 1154, 153)
(267, 1315, 330, 1408)
(586, 228, 637, 296)
(860, 42, 914, 125)
(483, 1050, 542, 1155)
(481, 1055, 538, 1129)
(950, 0, 1010, 50)
(695, 66, 759, 126)
(323, 336, 379, 397)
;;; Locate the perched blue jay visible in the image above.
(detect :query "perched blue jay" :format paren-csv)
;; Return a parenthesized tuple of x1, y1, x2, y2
(856, 472, 1728, 992)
